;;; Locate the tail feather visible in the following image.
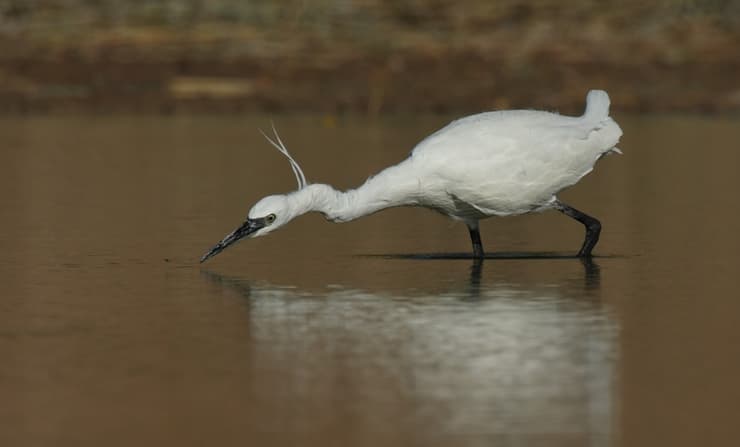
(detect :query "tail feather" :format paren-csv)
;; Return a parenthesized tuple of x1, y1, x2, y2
(583, 90, 611, 122)
(581, 90, 623, 153)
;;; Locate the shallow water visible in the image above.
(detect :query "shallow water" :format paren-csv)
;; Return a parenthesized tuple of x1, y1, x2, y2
(1, 114, 739, 446)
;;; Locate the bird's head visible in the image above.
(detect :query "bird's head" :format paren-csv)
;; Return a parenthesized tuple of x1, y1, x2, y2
(199, 194, 295, 263)
(247, 194, 294, 236)
(200, 124, 308, 264)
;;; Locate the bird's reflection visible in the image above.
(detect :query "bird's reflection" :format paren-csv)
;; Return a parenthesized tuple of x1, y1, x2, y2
(203, 253, 601, 302)
(199, 256, 613, 442)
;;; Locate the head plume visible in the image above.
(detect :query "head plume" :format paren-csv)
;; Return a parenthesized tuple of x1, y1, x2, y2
(259, 123, 307, 190)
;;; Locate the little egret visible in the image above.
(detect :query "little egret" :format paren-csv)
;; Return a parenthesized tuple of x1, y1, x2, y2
(201, 89, 622, 262)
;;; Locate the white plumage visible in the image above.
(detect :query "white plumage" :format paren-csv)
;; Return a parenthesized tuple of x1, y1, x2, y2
(201, 90, 622, 262)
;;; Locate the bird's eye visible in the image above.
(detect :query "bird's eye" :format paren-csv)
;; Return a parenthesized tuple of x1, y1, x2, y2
(265, 214, 276, 224)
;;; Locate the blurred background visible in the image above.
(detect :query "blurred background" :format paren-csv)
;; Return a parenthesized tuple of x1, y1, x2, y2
(1, 0, 739, 115)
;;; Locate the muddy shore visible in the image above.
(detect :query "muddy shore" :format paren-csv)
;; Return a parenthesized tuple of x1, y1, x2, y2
(2, 2, 739, 115)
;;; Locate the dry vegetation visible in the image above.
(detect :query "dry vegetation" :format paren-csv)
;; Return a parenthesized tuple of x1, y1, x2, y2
(1, 0, 739, 114)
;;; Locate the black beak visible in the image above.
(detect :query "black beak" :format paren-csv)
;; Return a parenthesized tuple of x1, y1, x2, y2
(200, 218, 265, 263)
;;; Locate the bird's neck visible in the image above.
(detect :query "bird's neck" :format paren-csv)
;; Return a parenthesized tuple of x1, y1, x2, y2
(288, 161, 420, 222)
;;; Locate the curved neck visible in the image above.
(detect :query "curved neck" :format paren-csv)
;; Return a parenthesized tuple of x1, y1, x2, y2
(287, 160, 420, 223)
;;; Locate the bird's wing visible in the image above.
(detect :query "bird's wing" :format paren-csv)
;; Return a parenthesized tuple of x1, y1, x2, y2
(412, 108, 619, 169)
(408, 110, 621, 215)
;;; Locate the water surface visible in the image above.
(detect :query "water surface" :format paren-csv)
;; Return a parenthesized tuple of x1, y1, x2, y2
(1, 115, 739, 446)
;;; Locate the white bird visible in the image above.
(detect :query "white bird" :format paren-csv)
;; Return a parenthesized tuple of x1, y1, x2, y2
(201, 89, 622, 263)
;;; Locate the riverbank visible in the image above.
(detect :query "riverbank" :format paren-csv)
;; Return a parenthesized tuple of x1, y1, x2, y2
(2, 1, 739, 114)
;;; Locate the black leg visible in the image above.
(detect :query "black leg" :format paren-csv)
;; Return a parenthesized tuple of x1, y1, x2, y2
(554, 201, 601, 257)
(467, 224, 485, 258)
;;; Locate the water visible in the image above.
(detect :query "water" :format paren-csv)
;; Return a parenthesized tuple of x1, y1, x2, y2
(1, 115, 739, 446)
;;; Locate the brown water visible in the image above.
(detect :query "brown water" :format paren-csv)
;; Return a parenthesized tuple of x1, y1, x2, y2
(1, 115, 739, 447)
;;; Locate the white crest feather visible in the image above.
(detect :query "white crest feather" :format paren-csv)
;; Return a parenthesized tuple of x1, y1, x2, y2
(259, 123, 308, 190)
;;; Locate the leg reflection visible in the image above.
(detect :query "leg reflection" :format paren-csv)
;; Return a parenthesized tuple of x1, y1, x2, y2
(580, 257, 601, 291)
(465, 257, 601, 300)
(467, 258, 483, 298)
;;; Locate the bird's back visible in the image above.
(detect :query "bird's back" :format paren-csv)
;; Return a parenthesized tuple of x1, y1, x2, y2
(408, 90, 622, 217)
